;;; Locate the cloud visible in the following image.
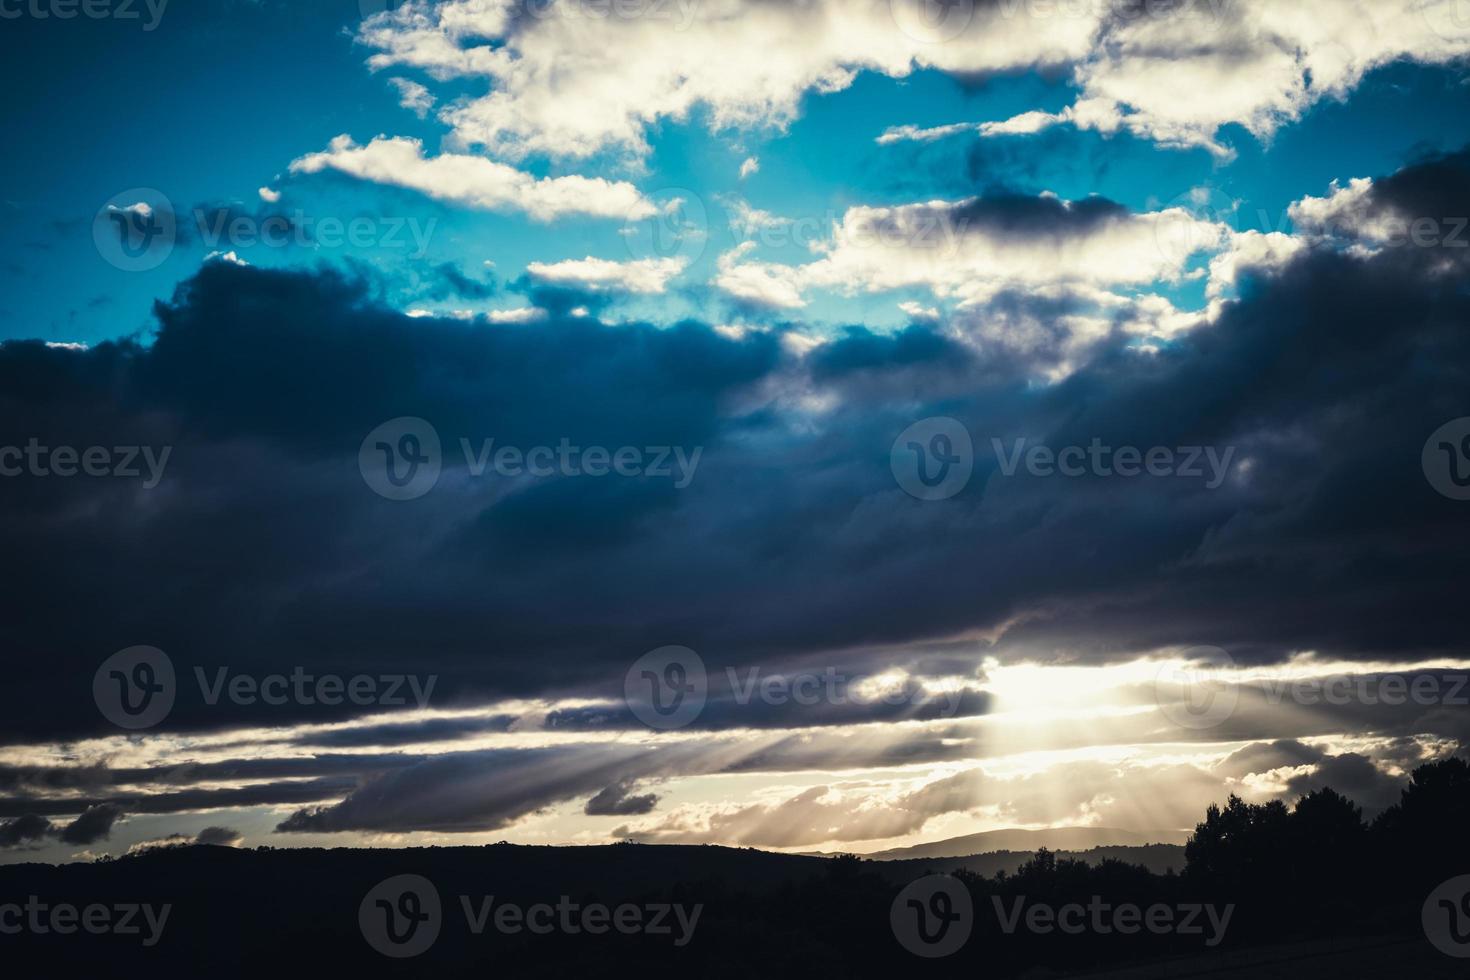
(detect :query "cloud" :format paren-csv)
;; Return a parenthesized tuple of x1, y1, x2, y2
(194, 825, 244, 846)
(526, 256, 689, 294)
(0, 779, 361, 820)
(0, 814, 52, 849)
(878, 111, 1069, 144)
(1215, 739, 1325, 779)
(1283, 753, 1402, 814)
(714, 242, 808, 309)
(357, 0, 1470, 162)
(356, 0, 1102, 160)
(621, 784, 931, 847)
(621, 761, 1233, 847)
(898, 301, 939, 321)
(585, 781, 660, 817)
(3, 149, 1470, 765)
(388, 77, 435, 118)
(485, 306, 547, 324)
(126, 825, 243, 854)
(58, 804, 124, 846)
(289, 135, 656, 221)
(739, 156, 760, 180)
(713, 191, 1228, 318)
(970, 0, 1470, 157)
(876, 121, 976, 145)
(275, 745, 668, 834)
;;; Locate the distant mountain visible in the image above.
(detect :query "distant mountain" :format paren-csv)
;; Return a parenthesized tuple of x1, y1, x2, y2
(872, 844, 1187, 879)
(858, 827, 1189, 860)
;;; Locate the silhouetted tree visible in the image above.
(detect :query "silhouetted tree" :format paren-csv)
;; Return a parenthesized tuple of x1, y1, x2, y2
(1184, 795, 1290, 891)
(1373, 756, 1470, 890)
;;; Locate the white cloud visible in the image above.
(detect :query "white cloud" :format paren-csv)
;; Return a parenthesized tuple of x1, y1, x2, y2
(288, 135, 656, 221)
(713, 195, 1229, 310)
(898, 301, 939, 320)
(877, 107, 1079, 146)
(717, 195, 786, 238)
(1286, 177, 1400, 245)
(714, 242, 808, 309)
(739, 156, 760, 180)
(485, 306, 547, 324)
(978, 108, 1071, 137)
(408, 306, 548, 323)
(355, 0, 1470, 163)
(357, 0, 1102, 160)
(1206, 230, 1303, 299)
(965, 1, 1470, 157)
(875, 121, 975, 145)
(388, 77, 437, 119)
(526, 256, 689, 294)
(257, 186, 281, 204)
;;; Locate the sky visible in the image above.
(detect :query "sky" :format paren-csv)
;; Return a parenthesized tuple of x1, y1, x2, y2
(2, 0, 1470, 862)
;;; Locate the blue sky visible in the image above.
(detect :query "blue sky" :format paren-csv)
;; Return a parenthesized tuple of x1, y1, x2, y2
(6, 1, 1470, 345)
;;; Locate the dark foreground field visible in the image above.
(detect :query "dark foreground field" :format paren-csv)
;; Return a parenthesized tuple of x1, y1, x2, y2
(0, 840, 1453, 977)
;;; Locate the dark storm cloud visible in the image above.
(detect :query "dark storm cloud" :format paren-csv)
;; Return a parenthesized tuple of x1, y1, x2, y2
(0, 753, 431, 808)
(298, 714, 517, 748)
(272, 730, 997, 835)
(426, 262, 497, 300)
(1364, 146, 1470, 230)
(193, 825, 243, 846)
(57, 803, 123, 845)
(858, 191, 1131, 247)
(515, 280, 616, 317)
(1284, 752, 1404, 815)
(0, 777, 361, 820)
(0, 729, 976, 829)
(1, 148, 1469, 764)
(0, 764, 113, 792)
(946, 192, 1129, 235)
(274, 745, 667, 834)
(0, 261, 780, 742)
(0, 814, 52, 848)
(1215, 739, 1325, 778)
(808, 324, 970, 381)
(584, 780, 660, 816)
